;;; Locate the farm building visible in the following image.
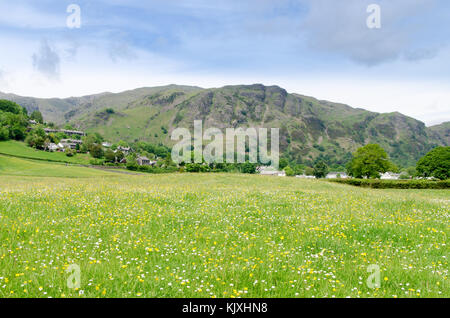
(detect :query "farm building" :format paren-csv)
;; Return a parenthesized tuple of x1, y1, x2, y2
(380, 172, 401, 180)
(326, 172, 349, 179)
(137, 156, 156, 166)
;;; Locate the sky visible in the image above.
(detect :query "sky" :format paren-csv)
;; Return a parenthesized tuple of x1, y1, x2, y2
(0, 0, 449, 126)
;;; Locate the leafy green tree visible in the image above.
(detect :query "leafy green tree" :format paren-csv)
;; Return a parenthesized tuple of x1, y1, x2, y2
(0, 126, 9, 140)
(347, 144, 393, 179)
(279, 158, 289, 170)
(406, 166, 417, 178)
(25, 127, 47, 149)
(284, 166, 295, 177)
(304, 167, 314, 176)
(0, 100, 24, 114)
(313, 161, 329, 178)
(89, 144, 104, 159)
(416, 147, 450, 180)
(30, 110, 44, 124)
(105, 149, 116, 163)
(293, 164, 304, 176)
(115, 151, 125, 162)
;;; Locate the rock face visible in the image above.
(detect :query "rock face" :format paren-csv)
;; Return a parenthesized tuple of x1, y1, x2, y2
(1, 84, 448, 167)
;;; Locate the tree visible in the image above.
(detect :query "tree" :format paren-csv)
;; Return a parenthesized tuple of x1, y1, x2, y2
(89, 144, 104, 159)
(105, 149, 116, 163)
(115, 151, 125, 162)
(346, 144, 393, 179)
(416, 147, 450, 180)
(406, 166, 417, 178)
(30, 110, 44, 124)
(0, 100, 24, 114)
(293, 165, 304, 176)
(0, 126, 9, 141)
(304, 167, 314, 176)
(26, 127, 47, 149)
(313, 161, 328, 178)
(284, 166, 295, 177)
(279, 158, 289, 170)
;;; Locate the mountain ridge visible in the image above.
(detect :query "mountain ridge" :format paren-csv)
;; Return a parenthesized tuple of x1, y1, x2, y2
(1, 84, 448, 167)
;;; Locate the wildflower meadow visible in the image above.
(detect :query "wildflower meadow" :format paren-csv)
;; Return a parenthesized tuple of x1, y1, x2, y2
(0, 172, 448, 298)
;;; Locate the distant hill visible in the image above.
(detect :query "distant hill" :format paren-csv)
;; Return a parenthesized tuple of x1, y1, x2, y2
(1, 84, 448, 167)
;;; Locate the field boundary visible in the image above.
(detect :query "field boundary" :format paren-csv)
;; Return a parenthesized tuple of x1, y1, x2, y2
(327, 178, 450, 189)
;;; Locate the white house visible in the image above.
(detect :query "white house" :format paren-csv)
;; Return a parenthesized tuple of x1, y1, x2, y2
(326, 172, 349, 179)
(380, 172, 401, 180)
(102, 142, 112, 148)
(296, 174, 316, 179)
(47, 143, 59, 152)
(258, 166, 286, 177)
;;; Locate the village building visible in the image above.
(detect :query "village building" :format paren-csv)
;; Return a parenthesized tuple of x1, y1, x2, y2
(296, 174, 316, 179)
(47, 143, 59, 152)
(43, 128, 86, 137)
(258, 166, 286, 177)
(380, 172, 401, 180)
(102, 142, 112, 148)
(326, 172, 349, 179)
(137, 156, 157, 166)
(116, 146, 131, 155)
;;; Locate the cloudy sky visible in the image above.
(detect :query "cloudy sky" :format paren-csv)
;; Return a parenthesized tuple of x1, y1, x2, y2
(0, 0, 449, 125)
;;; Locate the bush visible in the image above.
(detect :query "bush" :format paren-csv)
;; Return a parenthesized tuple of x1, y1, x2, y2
(89, 159, 104, 166)
(65, 148, 76, 157)
(328, 179, 449, 189)
(284, 166, 295, 177)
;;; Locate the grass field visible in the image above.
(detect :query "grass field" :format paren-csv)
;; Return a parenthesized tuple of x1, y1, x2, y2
(0, 140, 93, 165)
(0, 166, 448, 298)
(0, 155, 116, 178)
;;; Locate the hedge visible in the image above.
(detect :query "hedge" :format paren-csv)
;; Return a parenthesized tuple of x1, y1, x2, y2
(127, 163, 178, 174)
(328, 179, 450, 189)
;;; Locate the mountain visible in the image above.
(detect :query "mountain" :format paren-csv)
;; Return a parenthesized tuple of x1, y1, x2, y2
(1, 84, 448, 167)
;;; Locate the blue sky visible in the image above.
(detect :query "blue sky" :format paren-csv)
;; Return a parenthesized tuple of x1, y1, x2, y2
(0, 0, 449, 125)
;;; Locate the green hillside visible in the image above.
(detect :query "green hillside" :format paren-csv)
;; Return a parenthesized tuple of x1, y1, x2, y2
(0, 140, 92, 165)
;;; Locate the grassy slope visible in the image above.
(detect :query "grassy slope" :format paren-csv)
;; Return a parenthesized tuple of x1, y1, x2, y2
(0, 155, 115, 178)
(0, 172, 448, 298)
(0, 140, 92, 165)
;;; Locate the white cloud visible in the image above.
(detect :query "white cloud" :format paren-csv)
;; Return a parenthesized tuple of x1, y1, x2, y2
(301, 0, 443, 65)
(32, 39, 60, 80)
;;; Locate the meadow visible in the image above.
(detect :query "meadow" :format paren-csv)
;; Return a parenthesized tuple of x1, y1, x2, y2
(0, 162, 448, 298)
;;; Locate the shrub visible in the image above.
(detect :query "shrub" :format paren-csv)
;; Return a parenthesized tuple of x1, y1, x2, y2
(328, 179, 449, 189)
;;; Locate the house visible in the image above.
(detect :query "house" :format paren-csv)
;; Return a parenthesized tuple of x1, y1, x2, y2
(326, 172, 349, 179)
(102, 142, 112, 148)
(61, 139, 82, 145)
(137, 156, 156, 166)
(380, 172, 401, 180)
(43, 128, 86, 137)
(29, 119, 37, 125)
(44, 128, 59, 134)
(296, 174, 316, 179)
(61, 129, 86, 137)
(117, 146, 131, 155)
(47, 143, 59, 152)
(59, 139, 82, 150)
(258, 166, 286, 177)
